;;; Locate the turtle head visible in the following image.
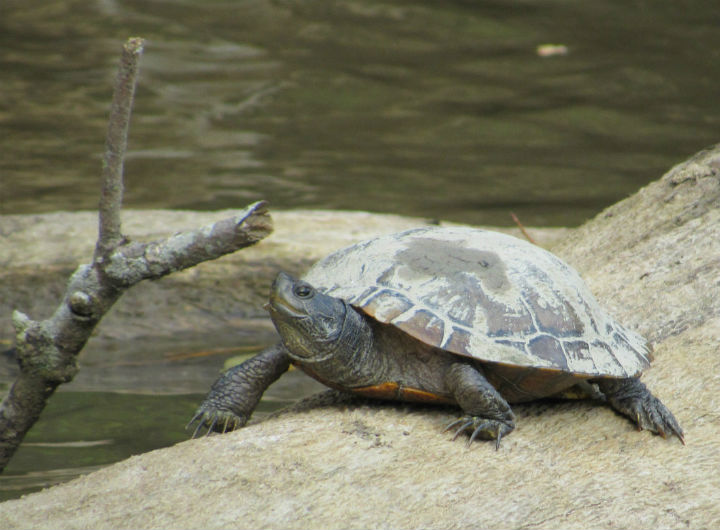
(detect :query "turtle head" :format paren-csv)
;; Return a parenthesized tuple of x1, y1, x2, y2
(268, 272, 349, 362)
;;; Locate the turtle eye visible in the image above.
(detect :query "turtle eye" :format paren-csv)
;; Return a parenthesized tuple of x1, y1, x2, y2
(293, 283, 314, 299)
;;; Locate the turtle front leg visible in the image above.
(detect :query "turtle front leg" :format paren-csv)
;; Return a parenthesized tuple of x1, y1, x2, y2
(187, 342, 290, 437)
(444, 363, 516, 449)
(593, 377, 684, 443)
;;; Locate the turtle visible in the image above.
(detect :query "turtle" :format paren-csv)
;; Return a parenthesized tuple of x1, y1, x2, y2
(189, 226, 684, 447)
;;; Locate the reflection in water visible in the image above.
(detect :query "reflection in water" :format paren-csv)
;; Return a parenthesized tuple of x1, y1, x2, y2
(1, 464, 108, 500)
(2, 1, 719, 225)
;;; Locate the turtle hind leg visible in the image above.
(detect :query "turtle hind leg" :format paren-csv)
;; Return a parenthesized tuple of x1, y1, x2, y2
(444, 363, 516, 449)
(593, 377, 685, 444)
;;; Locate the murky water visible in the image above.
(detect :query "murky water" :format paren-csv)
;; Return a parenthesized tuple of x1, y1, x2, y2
(1, 0, 720, 500)
(2, 1, 719, 226)
(0, 334, 327, 501)
(0, 388, 318, 500)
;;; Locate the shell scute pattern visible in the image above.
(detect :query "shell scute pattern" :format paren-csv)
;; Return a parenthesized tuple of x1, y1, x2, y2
(564, 340, 597, 371)
(361, 288, 413, 322)
(528, 335, 568, 370)
(303, 226, 651, 378)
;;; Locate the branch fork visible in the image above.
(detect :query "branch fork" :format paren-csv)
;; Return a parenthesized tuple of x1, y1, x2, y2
(0, 37, 273, 471)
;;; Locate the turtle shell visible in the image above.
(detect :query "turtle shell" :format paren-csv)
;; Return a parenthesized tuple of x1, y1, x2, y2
(302, 226, 651, 379)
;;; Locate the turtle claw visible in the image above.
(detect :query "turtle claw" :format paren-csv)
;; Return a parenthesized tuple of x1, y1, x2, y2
(185, 412, 203, 432)
(467, 426, 482, 446)
(186, 408, 246, 439)
(625, 394, 684, 443)
(603, 381, 685, 444)
(186, 412, 212, 438)
(191, 420, 206, 439)
(445, 415, 513, 449)
(443, 417, 466, 433)
(205, 416, 219, 437)
(670, 422, 686, 445)
(446, 419, 475, 441)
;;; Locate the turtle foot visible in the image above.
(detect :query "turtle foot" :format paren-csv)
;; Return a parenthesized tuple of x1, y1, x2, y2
(186, 407, 247, 438)
(187, 343, 291, 439)
(615, 392, 684, 444)
(445, 415, 514, 449)
(596, 378, 685, 444)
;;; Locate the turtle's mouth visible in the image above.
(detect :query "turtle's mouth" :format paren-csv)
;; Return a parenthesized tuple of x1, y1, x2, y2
(266, 294, 308, 320)
(265, 271, 311, 320)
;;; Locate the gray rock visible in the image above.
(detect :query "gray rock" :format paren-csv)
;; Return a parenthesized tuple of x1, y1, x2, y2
(0, 146, 718, 529)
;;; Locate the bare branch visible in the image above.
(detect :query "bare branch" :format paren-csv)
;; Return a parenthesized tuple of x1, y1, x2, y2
(97, 37, 144, 256)
(104, 201, 272, 285)
(0, 38, 273, 472)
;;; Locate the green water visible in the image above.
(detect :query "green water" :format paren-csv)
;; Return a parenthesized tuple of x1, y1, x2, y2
(0, 392, 203, 501)
(0, 333, 326, 501)
(0, 377, 318, 502)
(2, 1, 719, 225)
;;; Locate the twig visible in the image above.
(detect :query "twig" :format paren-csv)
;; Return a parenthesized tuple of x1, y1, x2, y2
(510, 212, 537, 245)
(97, 37, 144, 256)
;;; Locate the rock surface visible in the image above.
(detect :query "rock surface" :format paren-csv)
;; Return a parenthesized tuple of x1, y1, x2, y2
(0, 209, 566, 346)
(1, 146, 719, 529)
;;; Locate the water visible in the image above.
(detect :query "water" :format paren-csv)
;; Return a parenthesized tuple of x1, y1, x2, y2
(0, 390, 316, 501)
(2, 1, 719, 226)
(2, 0, 720, 500)
(0, 392, 202, 500)
(0, 335, 326, 502)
